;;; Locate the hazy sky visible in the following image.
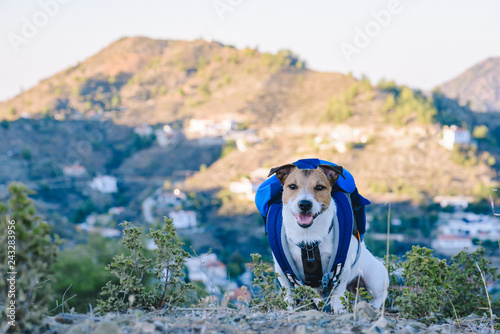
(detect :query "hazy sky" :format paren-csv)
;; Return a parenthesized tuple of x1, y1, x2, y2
(1, 0, 500, 102)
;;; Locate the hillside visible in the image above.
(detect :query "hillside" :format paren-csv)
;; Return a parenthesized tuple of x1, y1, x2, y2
(1, 37, 499, 206)
(440, 57, 500, 112)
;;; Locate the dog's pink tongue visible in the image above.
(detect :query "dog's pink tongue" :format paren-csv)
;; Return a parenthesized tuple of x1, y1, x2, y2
(298, 214, 313, 226)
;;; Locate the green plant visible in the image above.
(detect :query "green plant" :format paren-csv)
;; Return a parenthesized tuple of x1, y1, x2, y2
(340, 290, 355, 313)
(250, 253, 288, 311)
(0, 183, 60, 332)
(396, 246, 450, 319)
(340, 287, 372, 313)
(52, 234, 123, 313)
(446, 248, 500, 317)
(323, 96, 352, 123)
(221, 139, 237, 158)
(292, 285, 324, 310)
(393, 246, 500, 320)
(96, 218, 192, 313)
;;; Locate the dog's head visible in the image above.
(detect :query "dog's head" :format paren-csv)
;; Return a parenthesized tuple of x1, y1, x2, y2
(268, 164, 344, 229)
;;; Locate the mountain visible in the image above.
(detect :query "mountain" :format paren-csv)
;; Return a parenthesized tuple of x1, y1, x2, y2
(1, 36, 498, 202)
(1, 37, 500, 235)
(440, 57, 500, 112)
(0, 36, 356, 126)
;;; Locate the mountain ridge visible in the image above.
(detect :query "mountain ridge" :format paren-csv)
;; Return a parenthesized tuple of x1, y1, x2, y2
(440, 56, 500, 113)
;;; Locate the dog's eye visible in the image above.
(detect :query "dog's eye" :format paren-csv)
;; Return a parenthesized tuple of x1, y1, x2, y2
(288, 184, 297, 190)
(315, 185, 326, 191)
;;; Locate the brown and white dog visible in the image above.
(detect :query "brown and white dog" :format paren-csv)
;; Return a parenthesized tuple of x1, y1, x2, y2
(269, 163, 388, 312)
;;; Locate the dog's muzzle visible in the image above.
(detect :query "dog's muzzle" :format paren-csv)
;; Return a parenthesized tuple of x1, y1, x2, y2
(293, 211, 322, 228)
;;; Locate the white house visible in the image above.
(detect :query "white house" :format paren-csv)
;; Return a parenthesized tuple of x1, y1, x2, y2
(185, 253, 229, 294)
(134, 124, 153, 137)
(169, 210, 197, 229)
(76, 224, 121, 238)
(188, 118, 236, 137)
(433, 195, 474, 210)
(156, 190, 186, 208)
(440, 125, 471, 150)
(250, 168, 270, 183)
(89, 175, 118, 193)
(63, 164, 87, 177)
(431, 235, 477, 256)
(229, 178, 260, 201)
(155, 129, 169, 147)
(438, 213, 499, 240)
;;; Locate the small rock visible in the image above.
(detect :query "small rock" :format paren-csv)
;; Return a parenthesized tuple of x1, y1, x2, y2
(153, 320, 167, 332)
(55, 314, 75, 324)
(294, 324, 307, 334)
(67, 320, 94, 334)
(404, 320, 427, 331)
(92, 321, 122, 334)
(300, 309, 326, 319)
(354, 301, 378, 323)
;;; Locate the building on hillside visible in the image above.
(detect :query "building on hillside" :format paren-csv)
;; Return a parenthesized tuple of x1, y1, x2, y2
(231, 130, 261, 152)
(433, 195, 474, 210)
(431, 235, 477, 256)
(250, 168, 270, 183)
(156, 189, 186, 208)
(155, 125, 177, 147)
(108, 206, 125, 215)
(89, 175, 118, 193)
(63, 164, 87, 177)
(154, 129, 169, 147)
(229, 178, 260, 201)
(169, 210, 197, 229)
(185, 253, 229, 294)
(134, 124, 153, 137)
(315, 125, 369, 154)
(432, 211, 499, 255)
(76, 223, 121, 238)
(437, 212, 499, 240)
(440, 125, 471, 150)
(188, 118, 236, 137)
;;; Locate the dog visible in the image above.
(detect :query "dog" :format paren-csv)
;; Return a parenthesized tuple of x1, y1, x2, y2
(268, 163, 388, 312)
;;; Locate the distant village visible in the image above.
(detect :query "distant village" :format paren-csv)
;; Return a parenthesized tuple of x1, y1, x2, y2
(53, 117, 496, 286)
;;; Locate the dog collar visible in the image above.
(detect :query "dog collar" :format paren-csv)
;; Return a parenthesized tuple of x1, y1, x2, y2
(289, 218, 334, 250)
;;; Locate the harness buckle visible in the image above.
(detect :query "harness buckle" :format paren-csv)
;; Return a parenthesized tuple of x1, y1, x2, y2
(285, 272, 301, 286)
(321, 263, 343, 294)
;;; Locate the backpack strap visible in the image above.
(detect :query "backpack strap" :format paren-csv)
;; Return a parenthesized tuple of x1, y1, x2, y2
(266, 202, 302, 286)
(322, 191, 354, 295)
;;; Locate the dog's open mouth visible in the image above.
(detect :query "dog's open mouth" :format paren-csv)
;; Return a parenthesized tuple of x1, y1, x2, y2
(293, 212, 321, 228)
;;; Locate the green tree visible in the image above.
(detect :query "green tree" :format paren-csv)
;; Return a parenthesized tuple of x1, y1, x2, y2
(52, 235, 122, 313)
(0, 183, 60, 332)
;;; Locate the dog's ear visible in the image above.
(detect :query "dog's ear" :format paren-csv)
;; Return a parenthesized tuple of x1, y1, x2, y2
(268, 164, 297, 185)
(318, 164, 345, 186)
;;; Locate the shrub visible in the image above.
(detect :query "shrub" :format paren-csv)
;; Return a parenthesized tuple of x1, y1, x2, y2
(340, 287, 372, 313)
(0, 183, 60, 332)
(96, 218, 192, 313)
(393, 246, 500, 320)
(473, 125, 489, 139)
(396, 246, 450, 319)
(323, 97, 352, 123)
(250, 253, 288, 311)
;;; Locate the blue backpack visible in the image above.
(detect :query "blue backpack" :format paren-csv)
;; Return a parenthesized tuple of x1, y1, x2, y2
(254, 158, 370, 294)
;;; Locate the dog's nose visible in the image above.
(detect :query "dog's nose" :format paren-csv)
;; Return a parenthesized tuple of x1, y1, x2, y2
(298, 200, 312, 212)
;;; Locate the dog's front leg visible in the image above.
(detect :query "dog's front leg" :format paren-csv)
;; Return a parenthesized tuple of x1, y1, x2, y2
(326, 265, 353, 313)
(273, 260, 294, 309)
(326, 280, 350, 313)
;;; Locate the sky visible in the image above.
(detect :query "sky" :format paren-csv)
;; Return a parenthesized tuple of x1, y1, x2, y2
(1, 0, 500, 102)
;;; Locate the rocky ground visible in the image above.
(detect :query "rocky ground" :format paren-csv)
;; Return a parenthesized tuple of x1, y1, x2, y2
(36, 302, 495, 334)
